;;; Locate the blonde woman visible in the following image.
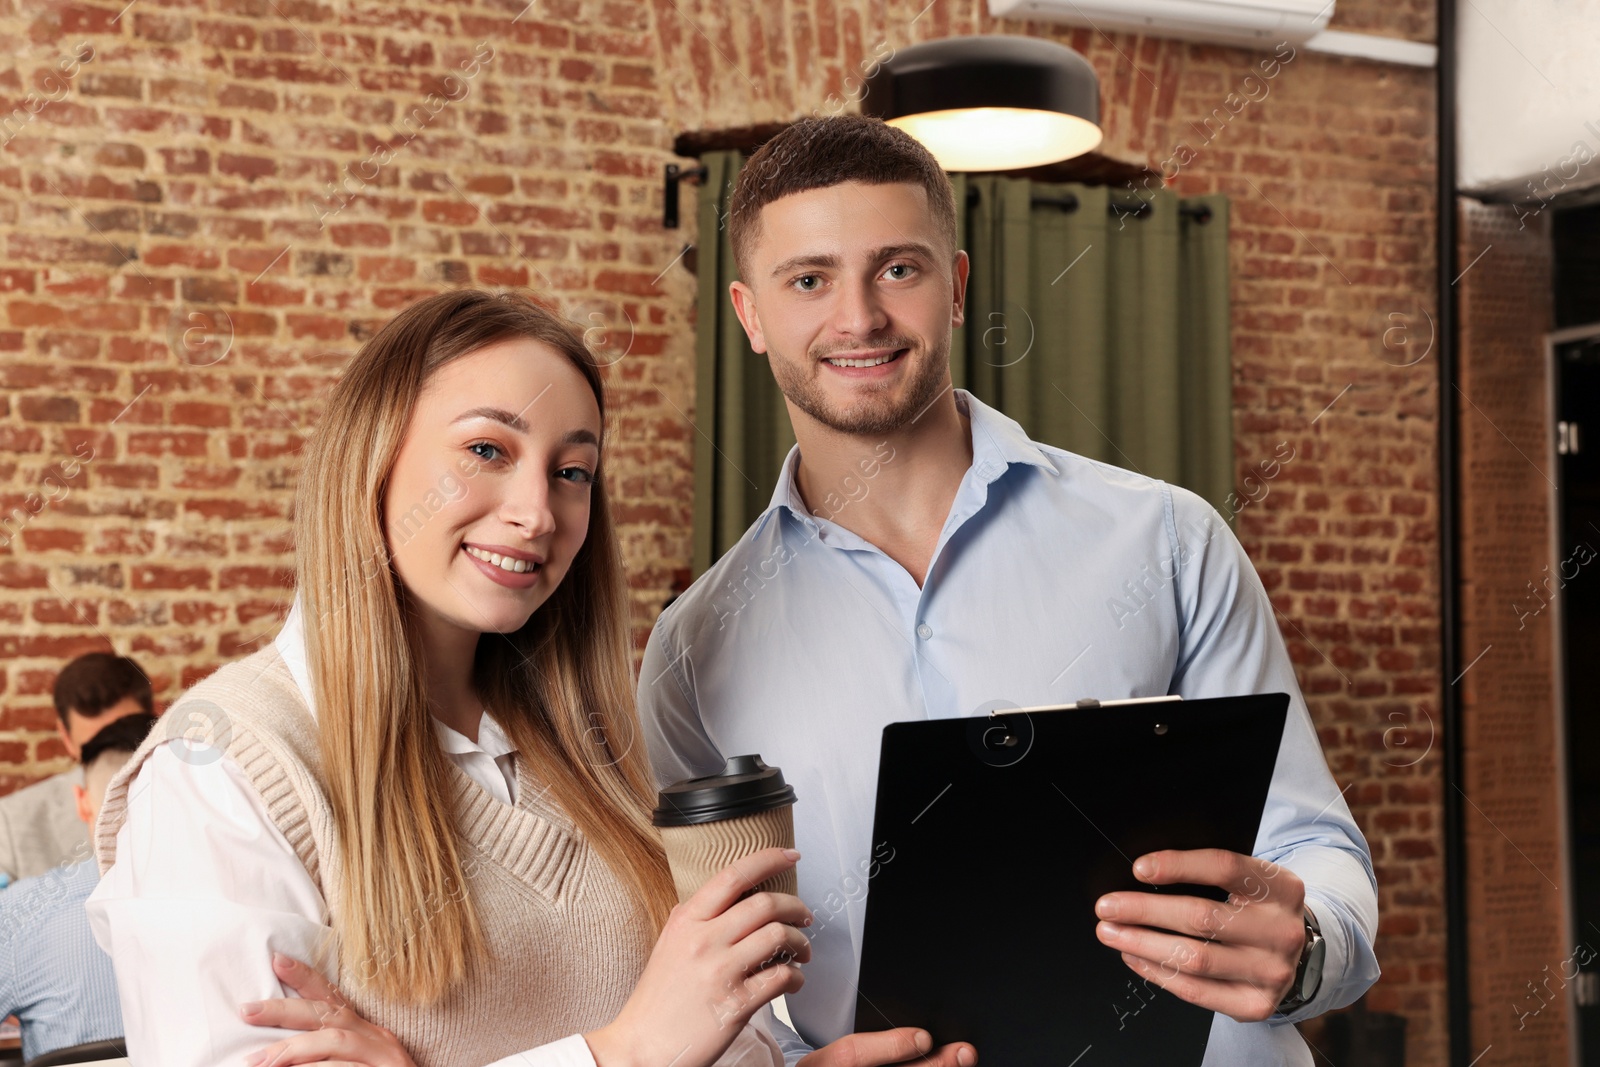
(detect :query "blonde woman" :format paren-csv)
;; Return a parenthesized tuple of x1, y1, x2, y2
(86, 289, 806, 1067)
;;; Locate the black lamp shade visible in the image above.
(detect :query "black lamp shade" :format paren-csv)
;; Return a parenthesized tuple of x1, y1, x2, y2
(861, 35, 1104, 171)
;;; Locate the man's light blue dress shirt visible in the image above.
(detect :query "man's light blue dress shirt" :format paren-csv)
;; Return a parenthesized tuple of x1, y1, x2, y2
(0, 858, 124, 1061)
(638, 389, 1380, 1066)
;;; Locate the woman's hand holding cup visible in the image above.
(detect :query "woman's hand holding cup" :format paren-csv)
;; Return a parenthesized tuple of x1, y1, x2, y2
(584, 846, 813, 1067)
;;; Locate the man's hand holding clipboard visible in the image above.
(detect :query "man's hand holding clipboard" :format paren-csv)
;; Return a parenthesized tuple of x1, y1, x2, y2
(1095, 847, 1313, 1022)
(853, 692, 1302, 1065)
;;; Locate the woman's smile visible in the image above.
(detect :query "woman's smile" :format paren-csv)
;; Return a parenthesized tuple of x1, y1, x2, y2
(461, 542, 544, 588)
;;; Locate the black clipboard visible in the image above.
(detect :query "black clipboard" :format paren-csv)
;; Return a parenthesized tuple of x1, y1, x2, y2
(853, 693, 1290, 1065)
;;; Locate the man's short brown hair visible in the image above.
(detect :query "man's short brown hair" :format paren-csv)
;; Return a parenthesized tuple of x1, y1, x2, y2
(728, 115, 958, 283)
(52, 652, 152, 728)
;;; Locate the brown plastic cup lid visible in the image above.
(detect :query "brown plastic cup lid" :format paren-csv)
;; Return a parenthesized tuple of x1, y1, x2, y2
(652, 754, 798, 827)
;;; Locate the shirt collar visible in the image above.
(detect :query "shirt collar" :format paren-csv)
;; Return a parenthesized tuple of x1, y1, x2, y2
(765, 388, 1058, 527)
(432, 708, 516, 759)
(274, 595, 317, 720)
(274, 593, 514, 760)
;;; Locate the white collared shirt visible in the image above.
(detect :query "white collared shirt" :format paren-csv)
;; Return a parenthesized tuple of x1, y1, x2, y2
(432, 701, 519, 807)
(86, 598, 780, 1067)
(273, 598, 520, 805)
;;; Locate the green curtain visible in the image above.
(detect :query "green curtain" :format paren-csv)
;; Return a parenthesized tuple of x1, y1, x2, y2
(692, 151, 1232, 576)
(955, 174, 1234, 511)
(691, 151, 797, 576)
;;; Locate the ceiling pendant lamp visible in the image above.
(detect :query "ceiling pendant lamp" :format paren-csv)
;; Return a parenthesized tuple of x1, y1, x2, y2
(860, 35, 1103, 172)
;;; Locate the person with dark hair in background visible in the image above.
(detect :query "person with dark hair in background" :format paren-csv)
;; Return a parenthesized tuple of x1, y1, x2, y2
(0, 712, 157, 1061)
(0, 653, 153, 884)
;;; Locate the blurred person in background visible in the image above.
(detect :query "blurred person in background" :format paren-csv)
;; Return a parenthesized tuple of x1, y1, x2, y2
(0, 711, 156, 1060)
(0, 653, 153, 885)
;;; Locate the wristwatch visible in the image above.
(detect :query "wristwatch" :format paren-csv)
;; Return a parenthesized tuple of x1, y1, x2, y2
(1275, 907, 1327, 1014)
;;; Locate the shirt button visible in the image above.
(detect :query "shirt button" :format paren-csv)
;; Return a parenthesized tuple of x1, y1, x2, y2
(916, 623, 933, 640)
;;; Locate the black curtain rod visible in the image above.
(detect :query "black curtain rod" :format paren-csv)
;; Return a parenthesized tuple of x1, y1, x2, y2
(661, 163, 1216, 230)
(965, 185, 1214, 223)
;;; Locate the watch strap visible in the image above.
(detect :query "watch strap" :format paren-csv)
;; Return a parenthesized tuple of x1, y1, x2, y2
(1275, 906, 1326, 1014)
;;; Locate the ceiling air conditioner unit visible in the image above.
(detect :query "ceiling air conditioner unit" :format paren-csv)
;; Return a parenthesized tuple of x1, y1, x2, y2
(987, 0, 1335, 51)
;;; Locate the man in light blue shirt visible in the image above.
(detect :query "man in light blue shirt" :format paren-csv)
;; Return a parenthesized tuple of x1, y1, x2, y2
(639, 115, 1379, 1066)
(0, 713, 154, 1061)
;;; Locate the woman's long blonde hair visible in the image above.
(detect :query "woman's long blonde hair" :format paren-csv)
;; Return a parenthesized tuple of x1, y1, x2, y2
(292, 288, 677, 1004)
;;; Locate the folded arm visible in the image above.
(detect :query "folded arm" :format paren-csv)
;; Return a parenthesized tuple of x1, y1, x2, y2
(86, 740, 651, 1067)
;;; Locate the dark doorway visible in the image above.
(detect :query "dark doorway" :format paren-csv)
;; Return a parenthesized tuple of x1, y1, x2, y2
(1554, 199, 1600, 1063)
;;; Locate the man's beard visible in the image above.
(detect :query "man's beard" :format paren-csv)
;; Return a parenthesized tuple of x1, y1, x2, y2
(768, 335, 951, 437)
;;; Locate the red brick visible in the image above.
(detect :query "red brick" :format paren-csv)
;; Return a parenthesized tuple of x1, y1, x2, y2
(184, 497, 289, 519)
(168, 402, 233, 428)
(558, 58, 598, 82)
(131, 632, 206, 656)
(13, 671, 55, 697)
(170, 600, 229, 627)
(421, 200, 479, 225)
(19, 528, 85, 552)
(104, 342, 167, 367)
(237, 599, 289, 625)
(161, 147, 212, 175)
(356, 256, 415, 282)
(261, 27, 314, 54)
(41, 270, 113, 298)
(80, 73, 143, 99)
(593, 269, 662, 297)
(127, 432, 211, 457)
(218, 565, 294, 590)
(7, 302, 65, 327)
(95, 528, 157, 555)
(101, 107, 175, 134)
(197, 20, 256, 50)
(17, 396, 78, 422)
(0, 427, 45, 452)
(0, 562, 49, 589)
(0, 704, 60, 732)
(130, 564, 213, 591)
(382, 39, 433, 67)
(245, 280, 306, 306)
(32, 598, 100, 625)
(285, 313, 347, 340)
(218, 153, 278, 182)
(71, 304, 142, 331)
(92, 143, 147, 169)
(232, 58, 344, 85)
(329, 222, 391, 248)
(93, 464, 159, 489)
(0, 269, 35, 294)
(134, 11, 193, 43)
(50, 4, 123, 36)
(144, 244, 222, 271)
(182, 276, 238, 304)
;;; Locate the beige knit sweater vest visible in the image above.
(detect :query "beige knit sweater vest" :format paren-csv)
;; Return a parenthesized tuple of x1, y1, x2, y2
(93, 642, 654, 1066)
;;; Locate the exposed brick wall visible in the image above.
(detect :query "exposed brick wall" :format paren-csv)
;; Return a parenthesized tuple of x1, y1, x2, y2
(1455, 200, 1567, 1065)
(0, 0, 1445, 1060)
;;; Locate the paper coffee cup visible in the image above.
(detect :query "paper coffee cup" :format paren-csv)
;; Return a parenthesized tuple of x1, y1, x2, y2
(653, 754, 799, 903)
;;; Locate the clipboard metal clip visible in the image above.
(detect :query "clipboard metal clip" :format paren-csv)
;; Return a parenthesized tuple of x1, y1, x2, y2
(989, 694, 1184, 717)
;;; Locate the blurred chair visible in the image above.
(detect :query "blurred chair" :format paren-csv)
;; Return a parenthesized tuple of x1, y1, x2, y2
(21, 1039, 126, 1066)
